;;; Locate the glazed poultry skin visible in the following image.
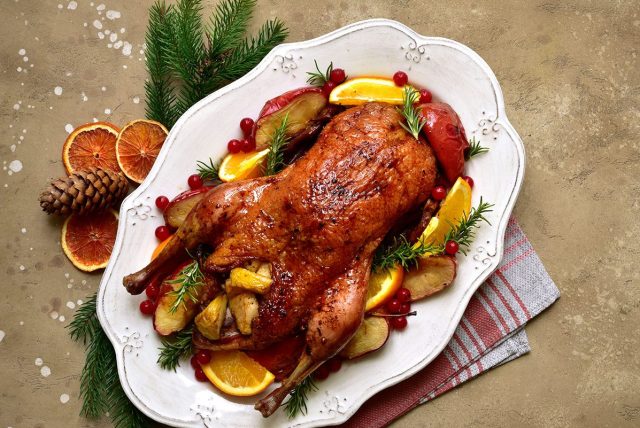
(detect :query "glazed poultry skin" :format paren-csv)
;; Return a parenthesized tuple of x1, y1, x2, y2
(123, 102, 437, 416)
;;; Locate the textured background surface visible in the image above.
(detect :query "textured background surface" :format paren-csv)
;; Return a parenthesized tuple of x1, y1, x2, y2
(0, 1, 639, 427)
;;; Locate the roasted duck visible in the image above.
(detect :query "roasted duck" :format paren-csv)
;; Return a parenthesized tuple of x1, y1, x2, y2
(123, 102, 437, 416)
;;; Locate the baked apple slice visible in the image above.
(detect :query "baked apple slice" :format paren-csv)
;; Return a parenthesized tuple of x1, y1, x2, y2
(163, 186, 211, 229)
(403, 255, 457, 301)
(339, 316, 390, 360)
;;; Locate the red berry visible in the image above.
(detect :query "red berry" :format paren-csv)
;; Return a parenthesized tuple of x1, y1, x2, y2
(227, 139, 242, 154)
(188, 174, 203, 190)
(431, 186, 447, 201)
(190, 355, 200, 369)
(195, 350, 211, 365)
(445, 240, 459, 255)
(391, 316, 408, 330)
(327, 357, 342, 373)
(386, 299, 401, 314)
(462, 175, 474, 188)
(239, 117, 255, 137)
(330, 68, 346, 84)
(155, 225, 171, 241)
(194, 367, 208, 382)
(419, 88, 432, 103)
(322, 81, 337, 97)
(396, 288, 411, 303)
(393, 71, 408, 86)
(155, 195, 170, 211)
(145, 283, 159, 300)
(139, 299, 155, 315)
(400, 302, 411, 314)
(314, 364, 330, 380)
(240, 137, 256, 153)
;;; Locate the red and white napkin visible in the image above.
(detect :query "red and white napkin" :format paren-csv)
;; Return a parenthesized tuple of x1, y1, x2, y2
(342, 218, 560, 427)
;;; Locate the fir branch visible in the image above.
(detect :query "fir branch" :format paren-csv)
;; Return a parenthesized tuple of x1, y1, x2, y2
(306, 60, 332, 87)
(67, 293, 98, 345)
(196, 157, 222, 184)
(107, 377, 151, 428)
(207, 0, 255, 59)
(157, 325, 194, 371)
(466, 137, 489, 159)
(166, 260, 205, 314)
(399, 86, 426, 140)
(442, 198, 494, 255)
(283, 376, 318, 419)
(78, 325, 112, 419)
(263, 114, 290, 176)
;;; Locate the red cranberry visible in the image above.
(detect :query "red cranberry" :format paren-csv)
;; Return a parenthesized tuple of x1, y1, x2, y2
(400, 302, 411, 314)
(155, 225, 171, 241)
(155, 196, 169, 211)
(240, 137, 256, 153)
(462, 175, 474, 188)
(187, 174, 203, 190)
(391, 316, 408, 330)
(139, 299, 155, 315)
(322, 81, 337, 98)
(419, 88, 432, 103)
(431, 186, 447, 201)
(445, 240, 459, 255)
(239, 117, 255, 137)
(314, 364, 330, 380)
(327, 357, 342, 373)
(329, 68, 346, 84)
(145, 283, 159, 300)
(393, 71, 408, 86)
(386, 299, 401, 314)
(194, 367, 208, 382)
(396, 288, 411, 303)
(195, 350, 212, 365)
(190, 355, 200, 369)
(227, 139, 242, 154)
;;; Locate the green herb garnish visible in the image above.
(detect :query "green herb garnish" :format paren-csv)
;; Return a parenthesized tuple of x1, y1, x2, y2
(399, 86, 426, 140)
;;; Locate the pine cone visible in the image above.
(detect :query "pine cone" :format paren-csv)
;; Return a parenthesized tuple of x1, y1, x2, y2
(39, 168, 129, 216)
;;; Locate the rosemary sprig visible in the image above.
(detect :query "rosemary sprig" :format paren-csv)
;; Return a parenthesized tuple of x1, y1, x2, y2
(196, 157, 222, 184)
(283, 375, 318, 419)
(166, 260, 205, 314)
(466, 137, 489, 160)
(442, 198, 494, 255)
(399, 86, 426, 140)
(263, 113, 290, 176)
(306, 60, 332, 87)
(157, 325, 194, 371)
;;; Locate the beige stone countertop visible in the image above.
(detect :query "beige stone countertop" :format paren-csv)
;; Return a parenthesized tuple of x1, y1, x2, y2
(0, 1, 638, 427)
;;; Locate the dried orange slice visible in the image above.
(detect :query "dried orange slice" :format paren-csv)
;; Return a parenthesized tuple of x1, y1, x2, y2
(218, 149, 270, 182)
(61, 209, 119, 272)
(329, 77, 412, 106)
(365, 263, 404, 311)
(62, 122, 121, 174)
(201, 350, 275, 396)
(115, 119, 168, 184)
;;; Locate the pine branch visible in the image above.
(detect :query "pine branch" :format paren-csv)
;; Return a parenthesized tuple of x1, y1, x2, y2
(306, 60, 332, 87)
(157, 325, 194, 371)
(263, 113, 290, 176)
(78, 326, 112, 418)
(283, 375, 318, 419)
(399, 86, 426, 140)
(207, 0, 255, 59)
(67, 293, 98, 345)
(466, 137, 489, 159)
(196, 157, 222, 184)
(166, 260, 205, 314)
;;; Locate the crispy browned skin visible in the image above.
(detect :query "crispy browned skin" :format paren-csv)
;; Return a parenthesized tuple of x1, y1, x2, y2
(123, 102, 437, 416)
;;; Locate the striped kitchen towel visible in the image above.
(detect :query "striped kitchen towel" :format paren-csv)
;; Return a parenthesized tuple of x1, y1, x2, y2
(342, 218, 560, 427)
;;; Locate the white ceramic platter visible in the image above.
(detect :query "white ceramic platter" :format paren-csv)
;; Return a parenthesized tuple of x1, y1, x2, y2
(97, 19, 525, 427)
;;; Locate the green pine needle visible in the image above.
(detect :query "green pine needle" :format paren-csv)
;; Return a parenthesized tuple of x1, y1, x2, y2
(263, 113, 290, 176)
(67, 293, 99, 345)
(196, 157, 222, 184)
(398, 86, 426, 140)
(207, 0, 255, 59)
(466, 137, 489, 159)
(107, 378, 151, 428)
(165, 260, 205, 314)
(283, 376, 318, 419)
(78, 325, 112, 418)
(157, 325, 194, 371)
(306, 60, 332, 87)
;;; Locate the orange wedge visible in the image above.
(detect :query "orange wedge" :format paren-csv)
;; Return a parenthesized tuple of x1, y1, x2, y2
(62, 122, 121, 174)
(201, 350, 275, 396)
(365, 263, 404, 312)
(329, 77, 412, 106)
(116, 119, 168, 184)
(417, 177, 472, 251)
(61, 209, 119, 272)
(218, 149, 270, 182)
(151, 236, 172, 260)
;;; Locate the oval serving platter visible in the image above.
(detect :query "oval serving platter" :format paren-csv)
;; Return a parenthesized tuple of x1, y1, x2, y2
(97, 18, 525, 427)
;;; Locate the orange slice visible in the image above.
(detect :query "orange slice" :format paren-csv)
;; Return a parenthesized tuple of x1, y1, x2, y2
(115, 119, 168, 184)
(218, 149, 270, 182)
(61, 209, 119, 272)
(62, 122, 121, 174)
(329, 77, 412, 106)
(417, 177, 472, 251)
(151, 236, 172, 260)
(365, 263, 404, 312)
(201, 350, 275, 396)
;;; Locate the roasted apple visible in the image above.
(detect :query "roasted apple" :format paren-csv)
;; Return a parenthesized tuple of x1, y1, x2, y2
(228, 267, 273, 295)
(195, 294, 228, 340)
(339, 316, 390, 360)
(403, 255, 457, 301)
(228, 291, 259, 335)
(163, 186, 211, 229)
